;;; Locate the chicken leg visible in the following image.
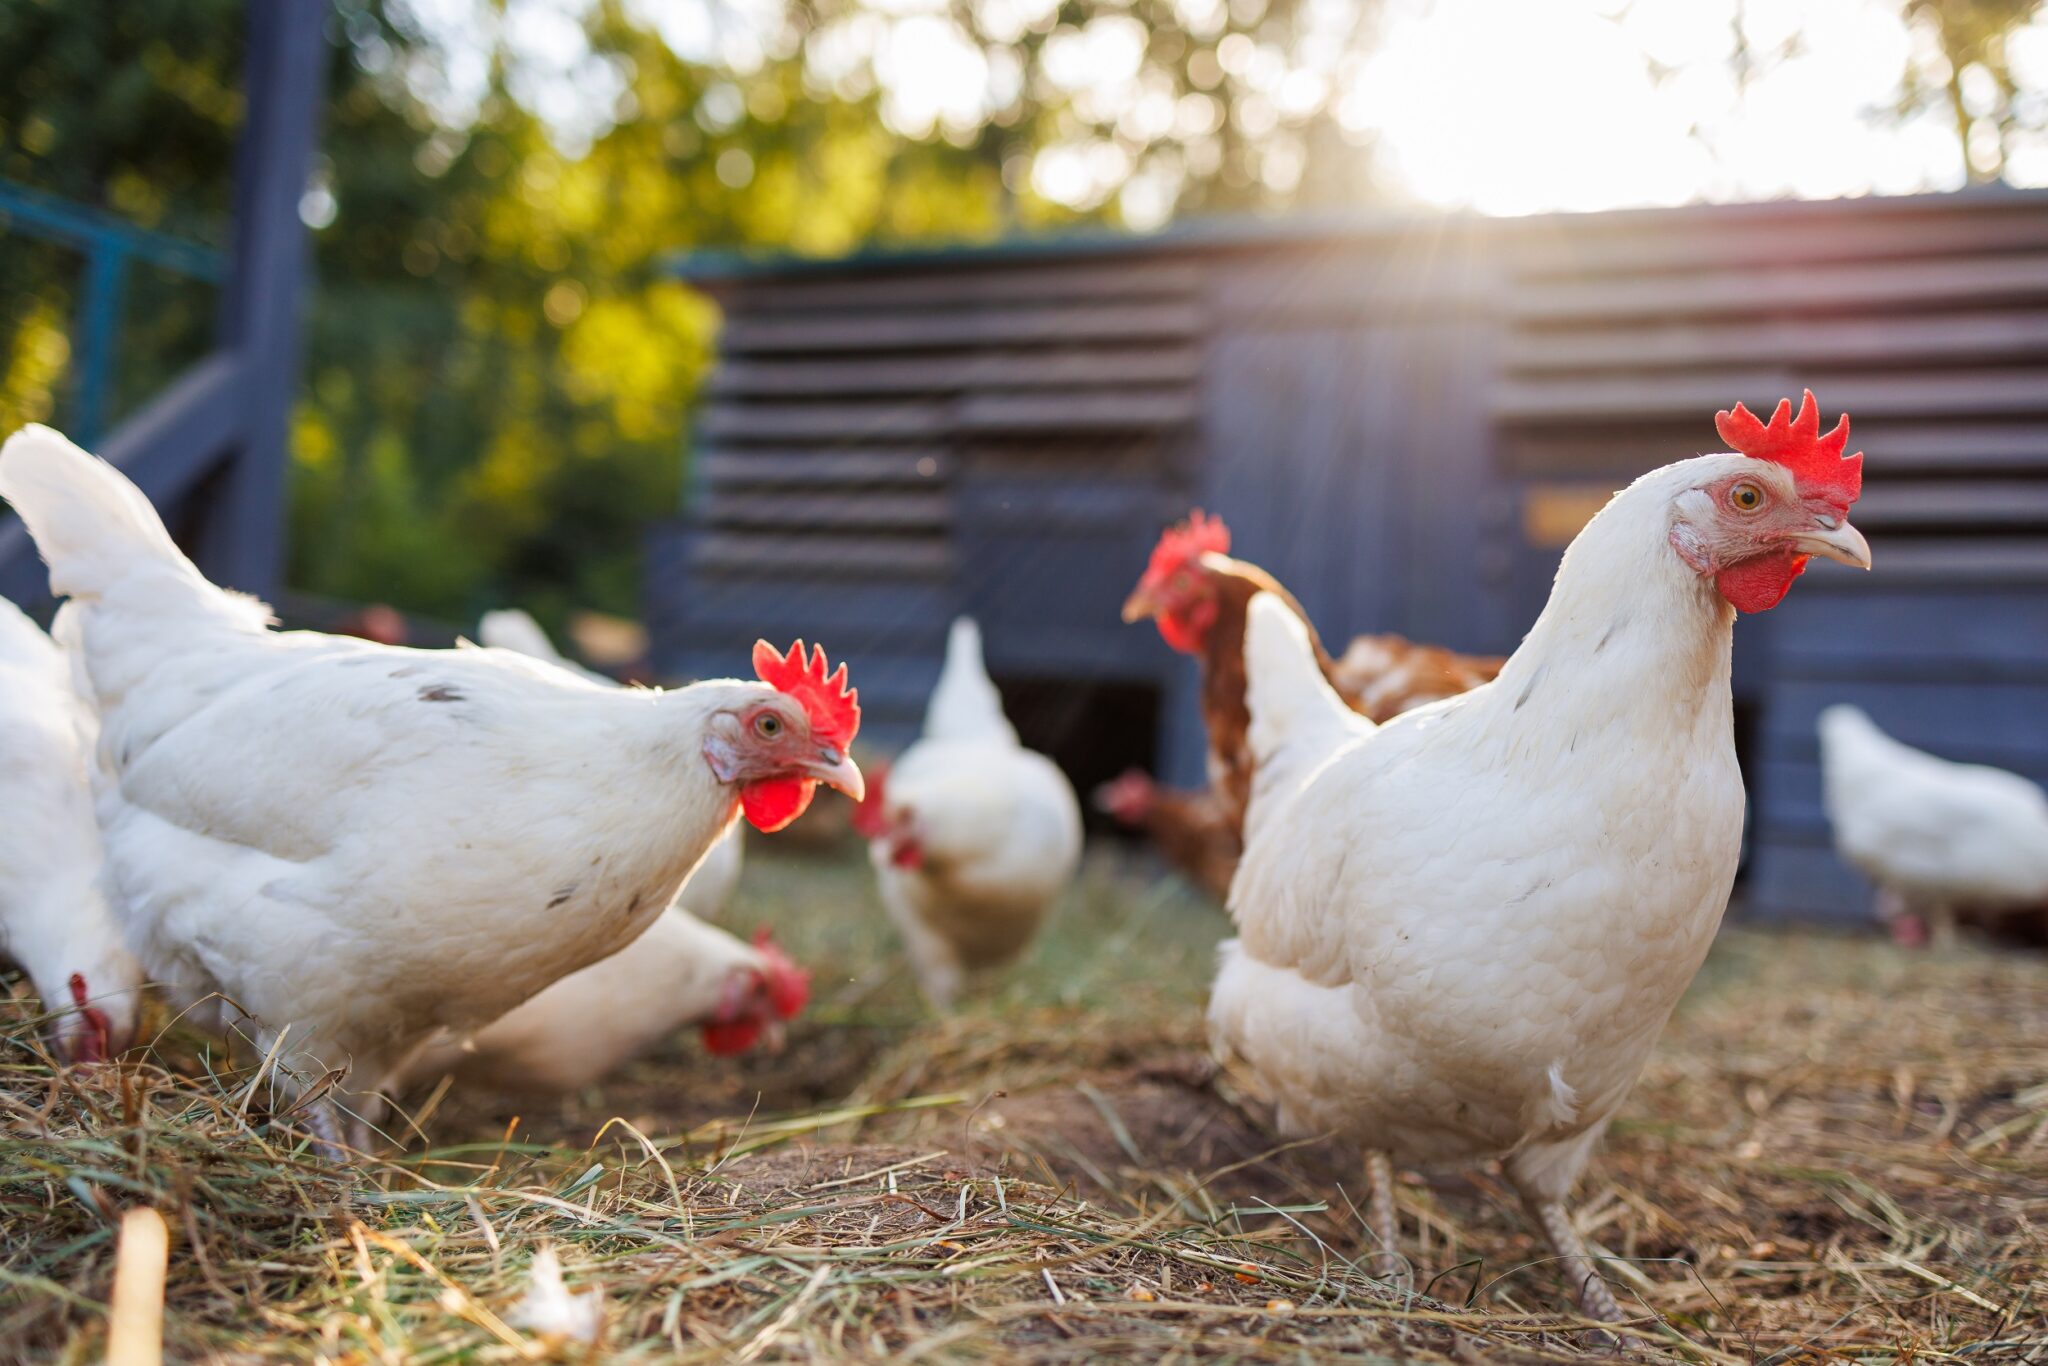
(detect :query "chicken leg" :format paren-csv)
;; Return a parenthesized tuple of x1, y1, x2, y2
(1522, 1193, 1623, 1326)
(1364, 1149, 1403, 1279)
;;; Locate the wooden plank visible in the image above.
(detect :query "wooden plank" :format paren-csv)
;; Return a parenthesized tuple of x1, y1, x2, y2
(1745, 840, 1875, 921)
(688, 531, 952, 578)
(1853, 480, 2048, 528)
(1511, 252, 2048, 324)
(720, 302, 1202, 354)
(1797, 538, 2048, 585)
(705, 490, 951, 530)
(660, 647, 943, 716)
(707, 346, 1202, 397)
(696, 401, 948, 441)
(1758, 755, 2048, 841)
(699, 448, 950, 486)
(954, 390, 1197, 432)
(1502, 418, 2048, 478)
(1763, 678, 2048, 768)
(666, 582, 956, 649)
(1506, 310, 2048, 373)
(1507, 202, 2048, 281)
(1770, 588, 2048, 680)
(728, 258, 1202, 313)
(1493, 370, 2048, 425)
(956, 477, 1160, 530)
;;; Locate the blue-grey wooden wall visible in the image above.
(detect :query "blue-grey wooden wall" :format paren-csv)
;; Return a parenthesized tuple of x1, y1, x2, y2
(660, 190, 2048, 920)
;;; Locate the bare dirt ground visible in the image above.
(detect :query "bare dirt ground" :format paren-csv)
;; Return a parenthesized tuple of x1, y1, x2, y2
(2, 845, 2044, 1363)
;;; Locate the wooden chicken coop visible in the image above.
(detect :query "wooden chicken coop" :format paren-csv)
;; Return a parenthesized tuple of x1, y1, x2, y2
(656, 188, 2048, 921)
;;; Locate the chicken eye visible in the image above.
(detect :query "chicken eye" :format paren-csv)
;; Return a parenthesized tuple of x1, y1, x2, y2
(1729, 482, 1764, 513)
(754, 713, 784, 739)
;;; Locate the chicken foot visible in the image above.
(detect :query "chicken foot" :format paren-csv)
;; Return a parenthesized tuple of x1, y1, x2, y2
(1363, 1149, 1403, 1280)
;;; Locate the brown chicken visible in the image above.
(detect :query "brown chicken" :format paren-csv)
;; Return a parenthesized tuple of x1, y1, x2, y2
(1093, 770, 1239, 901)
(1110, 511, 1503, 884)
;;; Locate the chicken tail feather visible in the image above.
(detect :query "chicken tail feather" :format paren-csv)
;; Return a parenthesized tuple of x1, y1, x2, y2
(1243, 594, 1372, 833)
(0, 425, 231, 617)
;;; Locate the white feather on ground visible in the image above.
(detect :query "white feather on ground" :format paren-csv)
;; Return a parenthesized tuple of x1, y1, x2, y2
(507, 1245, 603, 1345)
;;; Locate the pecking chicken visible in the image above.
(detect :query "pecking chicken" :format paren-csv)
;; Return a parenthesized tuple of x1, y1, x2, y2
(854, 617, 1082, 1009)
(1820, 704, 2048, 947)
(1209, 392, 1870, 1323)
(0, 595, 142, 1062)
(479, 608, 744, 918)
(0, 425, 862, 1151)
(403, 918, 808, 1093)
(1114, 511, 1502, 886)
(392, 606, 777, 1093)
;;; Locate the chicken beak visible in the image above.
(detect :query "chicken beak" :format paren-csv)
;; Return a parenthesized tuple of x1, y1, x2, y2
(1792, 518, 1872, 571)
(1120, 585, 1157, 624)
(806, 747, 865, 802)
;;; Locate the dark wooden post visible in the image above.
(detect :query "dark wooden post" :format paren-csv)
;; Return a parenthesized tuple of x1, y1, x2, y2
(192, 0, 329, 597)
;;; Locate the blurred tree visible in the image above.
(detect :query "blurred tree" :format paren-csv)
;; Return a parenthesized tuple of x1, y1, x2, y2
(1896, 0, 2048, 182)
(2, 0, 1389, 631)
(0, 2, 243, 435)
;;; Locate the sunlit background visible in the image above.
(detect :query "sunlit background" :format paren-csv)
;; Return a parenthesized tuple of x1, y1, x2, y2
(4, 0, 2047, 629)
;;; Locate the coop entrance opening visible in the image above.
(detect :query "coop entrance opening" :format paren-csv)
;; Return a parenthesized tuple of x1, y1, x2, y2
(988, 676, 1160, 833)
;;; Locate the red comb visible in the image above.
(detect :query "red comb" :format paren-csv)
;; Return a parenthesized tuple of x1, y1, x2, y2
(1143, 510, 1231, 583)
(752, 640, 860, 751)
(750, 928, 811, 1019)
(1714, 390, 1862, 513)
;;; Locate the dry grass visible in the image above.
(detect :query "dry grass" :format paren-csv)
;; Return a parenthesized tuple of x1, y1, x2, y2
(2, 845, 2044, 1363)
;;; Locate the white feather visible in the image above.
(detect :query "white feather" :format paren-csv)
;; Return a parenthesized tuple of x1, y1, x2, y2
(0, 426, 784, 1120)
(1213, 453, 1768, 1201)
(871, 617, 1079, 1008)
(0, 595, 142, 1055)
(1821, 704, 2048, 914)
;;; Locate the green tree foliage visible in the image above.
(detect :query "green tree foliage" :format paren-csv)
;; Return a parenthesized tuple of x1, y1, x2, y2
(0, 2, 243, 435)
(1898, 0, 2047, 182)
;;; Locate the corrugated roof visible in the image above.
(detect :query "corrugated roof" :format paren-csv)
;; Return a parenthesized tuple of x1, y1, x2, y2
(661, 185, 2048, 283)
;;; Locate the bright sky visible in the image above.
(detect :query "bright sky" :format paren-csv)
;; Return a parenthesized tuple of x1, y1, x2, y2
(389, 0, 2048, 220)
(1340, 0, 2045, 215)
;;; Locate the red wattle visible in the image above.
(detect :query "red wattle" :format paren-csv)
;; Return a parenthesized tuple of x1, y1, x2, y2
(890, 839, 925, 870)
(749, 930, 812, 1018)
(1715, 551, 1810, 614)
(1157, 611, 1206, 654)
(741, 777, 817, 832)
(700, 1017, 764, 1055)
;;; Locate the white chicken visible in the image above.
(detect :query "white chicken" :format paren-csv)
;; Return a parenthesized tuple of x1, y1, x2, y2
(855, 617, 1081, 1009)
(1210, 392, 1871, 1323)
(1820, 704, 2048, 946)
(0, 595, 142, 1062)
(405, 917, 808, 1093)
(0, 425, 863, 1150)
(396, 609, 776, 1094)
(478, 608, 744, 918)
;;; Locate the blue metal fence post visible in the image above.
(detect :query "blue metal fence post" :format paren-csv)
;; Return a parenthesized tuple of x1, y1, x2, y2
(193, 0, 328, 597)
(72, 241, 129, 446)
